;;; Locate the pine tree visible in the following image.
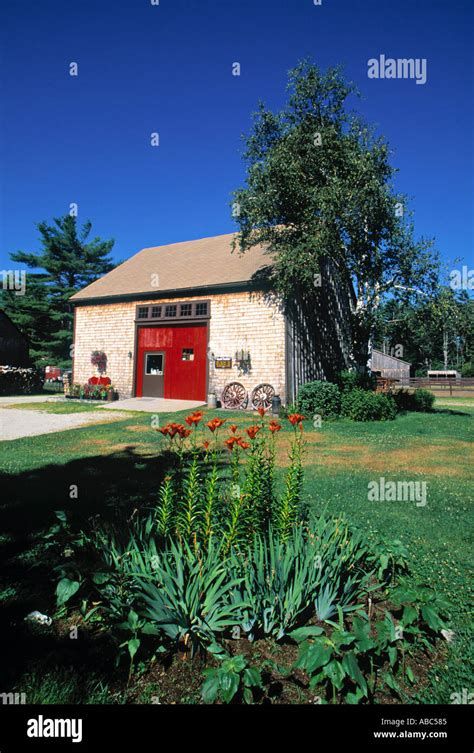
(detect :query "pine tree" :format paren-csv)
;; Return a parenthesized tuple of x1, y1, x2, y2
(0, 216, 115, 368)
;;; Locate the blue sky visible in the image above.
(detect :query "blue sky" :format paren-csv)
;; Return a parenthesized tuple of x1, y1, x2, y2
(1, 0, 472, 270)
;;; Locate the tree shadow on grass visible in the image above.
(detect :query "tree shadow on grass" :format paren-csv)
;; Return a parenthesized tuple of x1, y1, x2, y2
(432, 408, 472, 416)
(0, 444, 185, 694)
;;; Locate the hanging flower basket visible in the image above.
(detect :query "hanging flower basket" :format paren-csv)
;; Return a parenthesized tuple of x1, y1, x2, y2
(91, 350, 107, 374)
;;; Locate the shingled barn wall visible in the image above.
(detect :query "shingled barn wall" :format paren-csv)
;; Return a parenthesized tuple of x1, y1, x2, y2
(73, 290, 286, 403)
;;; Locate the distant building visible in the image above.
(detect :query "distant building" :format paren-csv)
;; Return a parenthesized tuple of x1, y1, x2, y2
(371, 348, 411, 383)
(0, 310, 29, 366)
(427, 370, 461, 380)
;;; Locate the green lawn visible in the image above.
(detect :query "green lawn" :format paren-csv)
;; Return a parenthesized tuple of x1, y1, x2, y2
(2, 400, 110, 413)
(0, 404, 472, 703)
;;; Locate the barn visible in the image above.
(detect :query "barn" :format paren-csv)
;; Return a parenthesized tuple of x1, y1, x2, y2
(0, 309, 29, 366)
(70, 233, 352, 407)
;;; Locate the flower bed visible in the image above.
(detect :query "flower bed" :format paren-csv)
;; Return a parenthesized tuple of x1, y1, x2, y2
(51, 409, 450, 705)
(66, 379, 117, 401)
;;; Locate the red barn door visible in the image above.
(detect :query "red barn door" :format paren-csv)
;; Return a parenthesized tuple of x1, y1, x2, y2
(136, 324, 207, 401)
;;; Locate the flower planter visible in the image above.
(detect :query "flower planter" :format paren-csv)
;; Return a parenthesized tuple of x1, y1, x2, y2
(106, 390, 118, 402)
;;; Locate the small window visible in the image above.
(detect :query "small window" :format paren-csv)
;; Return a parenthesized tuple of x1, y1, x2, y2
(195, 302, 208, 316)
(138, 306, 149, 319)
(165, 305, 177, 318)
(145, 353, 164, 375)
(151, 306, 162, 318)
(182, 348, 194, 361)
(180, 303, 192, 317)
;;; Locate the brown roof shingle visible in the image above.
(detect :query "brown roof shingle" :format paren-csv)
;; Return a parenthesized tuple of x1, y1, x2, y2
(71, 233, 272, 302)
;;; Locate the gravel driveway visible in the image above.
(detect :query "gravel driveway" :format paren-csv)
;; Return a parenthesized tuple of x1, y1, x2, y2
(0, 406, 130, 441)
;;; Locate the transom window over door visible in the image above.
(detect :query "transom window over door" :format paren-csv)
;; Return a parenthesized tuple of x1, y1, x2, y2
(135, 300, 210, 321)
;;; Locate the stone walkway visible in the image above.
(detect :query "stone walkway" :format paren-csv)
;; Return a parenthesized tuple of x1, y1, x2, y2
(103, 397, 206, 413)
(0, 396, 206, 441)
(0, 407, 130, 441)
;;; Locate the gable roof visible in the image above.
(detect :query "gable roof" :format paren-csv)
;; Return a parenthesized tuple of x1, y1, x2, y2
(71, 233, 273, 303)
(371, 349, 411, 367)
(0, 309, 29, 342)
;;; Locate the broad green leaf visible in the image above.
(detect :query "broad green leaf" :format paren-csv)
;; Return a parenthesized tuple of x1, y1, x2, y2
(128, 637, 140, 660)
(92, 572, 110, 585)
(323, 660, 346, 690)
(289, 626, 324, 642)
(128, 610, 139, 631)
(304, 641, 333, 674)
(201, 672, 220, 703)
(220, 671, 240, 703)
(346, 689, 364, 704)
(342, 653, 367, 696)
(56, 577, 80, 606)
(402, 605, 418, 625)
(382, 671, 401, 697)
(244, 667, 262, 688)
(388, 645, 398, 667)
(421, 605, 443, 632)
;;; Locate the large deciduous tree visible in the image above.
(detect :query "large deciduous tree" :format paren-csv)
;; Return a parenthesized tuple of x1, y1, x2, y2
(1, 215, 115, 368)
(232, 60, 439, 371)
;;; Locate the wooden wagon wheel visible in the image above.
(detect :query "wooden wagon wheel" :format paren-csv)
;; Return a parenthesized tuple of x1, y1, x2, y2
(251, 383, 275, 411)
(221, 382, 248, 410)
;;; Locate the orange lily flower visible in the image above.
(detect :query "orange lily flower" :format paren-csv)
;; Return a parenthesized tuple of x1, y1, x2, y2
(268, 420, 282, 433)
(207, 418, 226, 433)
(224, 436, 240, 450)
(246, 425, 261, 440)
(288, 413, 305, 426)
(185, 411, 204, 426)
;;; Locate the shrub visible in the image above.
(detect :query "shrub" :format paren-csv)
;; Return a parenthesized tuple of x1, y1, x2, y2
(341, 388, 396, 421)
(337, 370, 377, 392)
(412, 389, 435, 412)
(0, 365, 43, 395)
(393, 388, 435, 413)
(297, 380, 341, 419)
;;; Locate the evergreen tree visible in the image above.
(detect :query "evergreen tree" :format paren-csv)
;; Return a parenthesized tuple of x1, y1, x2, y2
(0, 216, 115, 368)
